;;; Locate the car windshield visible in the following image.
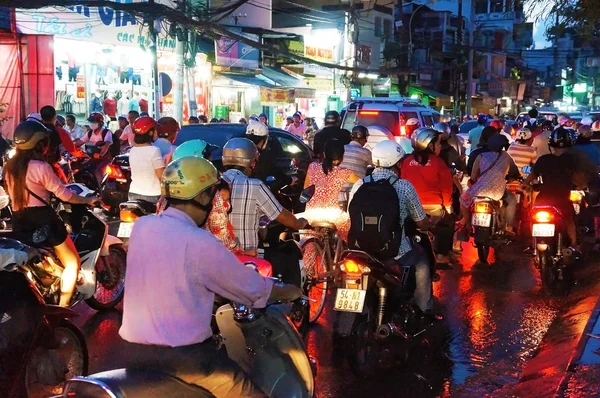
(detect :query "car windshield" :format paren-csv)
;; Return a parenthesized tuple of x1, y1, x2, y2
(174, 125, 245, 158)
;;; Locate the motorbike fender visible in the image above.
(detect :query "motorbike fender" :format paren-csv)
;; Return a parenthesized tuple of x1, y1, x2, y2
(101, 235, 123, 257)
(215, 304, 314, 397)
(77, 250, 99, 298)
(334, 312, 357, 337)
(473, 226, 491, 245)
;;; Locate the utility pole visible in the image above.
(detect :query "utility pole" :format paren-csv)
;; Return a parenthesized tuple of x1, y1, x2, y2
(553, 12, 559, 101)
(173, 0, 186, 123)
(454, 0, 463, 116)
(148, 0, 161, 119)
(465, 0, 474, 116)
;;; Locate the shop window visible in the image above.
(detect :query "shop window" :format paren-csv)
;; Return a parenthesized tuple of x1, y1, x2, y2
(374, 16, 382, 37)
(475, 0, 488, 14)
(490, 0, 504, 13)
(421, 114, 434, 127)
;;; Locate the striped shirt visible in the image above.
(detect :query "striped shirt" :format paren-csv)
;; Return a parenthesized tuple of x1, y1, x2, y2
(223, 169, 283, 251)
(340, 141, 372, 199)
(507, 143, 536, 170)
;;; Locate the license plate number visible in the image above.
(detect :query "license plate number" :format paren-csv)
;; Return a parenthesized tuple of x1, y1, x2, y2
(334, 288, 366, 313)
(117, 222, 134, 238)
(532, 223, 555, 237)
(472, 213, 492, 227)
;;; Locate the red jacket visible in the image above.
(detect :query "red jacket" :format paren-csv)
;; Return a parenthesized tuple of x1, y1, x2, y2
(400, 154, 453, 207)
(57, 126, 77, 154)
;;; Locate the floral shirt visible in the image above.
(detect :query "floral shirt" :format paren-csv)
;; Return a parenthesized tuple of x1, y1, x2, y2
(204, 190, 240, 252)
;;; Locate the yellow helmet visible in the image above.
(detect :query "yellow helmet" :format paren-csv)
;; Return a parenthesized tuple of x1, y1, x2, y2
(161, 156, 219, 200)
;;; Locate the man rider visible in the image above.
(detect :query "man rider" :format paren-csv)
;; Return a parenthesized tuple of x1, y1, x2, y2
(120, 156, 302, 397)
(339, 125, 372, 204)
(222, 137, 308, 256)
(74, 112, 112, 158)
(348, 140, 440, 321)
(39, 106, 78, 182)
(468, 115, 487, 148)
(313, 110, 351, 158)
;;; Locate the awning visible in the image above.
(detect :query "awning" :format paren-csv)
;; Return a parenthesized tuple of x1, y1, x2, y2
(219, 73, 276, 88)
(410, 86, 450, 99)
(262, 67, 309, 88)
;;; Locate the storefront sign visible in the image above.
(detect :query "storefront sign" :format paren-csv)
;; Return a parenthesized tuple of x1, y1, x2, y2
(303, 30, 337, 79)
(215, 30, 259, 70)
(306, 78, 333, 93)
(76, 75, 85, 99)
(15, 1, 177, 51)
(260, 87, 292, 105)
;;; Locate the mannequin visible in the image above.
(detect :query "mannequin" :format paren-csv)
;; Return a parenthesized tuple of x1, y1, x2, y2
(104, 92, 117, 120)
(129, 91, 141, 112)
(90, 90, 103, 114)
(139, 92, 149, 113)
(118, 92, 130, 116)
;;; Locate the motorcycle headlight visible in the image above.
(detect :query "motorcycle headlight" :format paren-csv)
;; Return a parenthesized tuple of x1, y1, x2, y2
(7, 148, 16, 159)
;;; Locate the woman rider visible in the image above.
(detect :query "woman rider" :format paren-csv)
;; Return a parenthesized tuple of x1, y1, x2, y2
(5, 120, 97, 306)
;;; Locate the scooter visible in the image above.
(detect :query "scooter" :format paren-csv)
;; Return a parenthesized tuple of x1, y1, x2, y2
(51, 293, 316, 397)
(1, 251, 88, 398)
(0, 183, 126, 310)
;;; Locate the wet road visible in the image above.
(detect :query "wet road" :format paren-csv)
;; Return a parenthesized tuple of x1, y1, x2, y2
(72, 239, 600, 397)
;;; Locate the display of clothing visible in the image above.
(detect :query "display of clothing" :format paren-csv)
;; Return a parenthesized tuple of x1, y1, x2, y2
(103, 97, 117, 118)
(139, 98, 148, 113)
(90, 95, 103, 114)
(118, 96, 130, 116)
(129, 97, 140, 112)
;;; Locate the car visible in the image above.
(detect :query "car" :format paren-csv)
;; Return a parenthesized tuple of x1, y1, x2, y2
(340, 97, 441, 151)
(588, 111, 600, 121)
(517, 111, 558, 125)
(101, 124, 313, 213)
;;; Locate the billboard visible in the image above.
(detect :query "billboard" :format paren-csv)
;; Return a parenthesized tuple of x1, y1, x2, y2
(215, 30, 259, 70)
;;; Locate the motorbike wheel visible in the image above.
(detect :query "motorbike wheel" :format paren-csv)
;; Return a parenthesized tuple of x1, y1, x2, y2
(476, 245, 490, 264)
(85, 245, 126, 310)
(347, 315, 381, 378)
(300, 238, 328, 324)
(289, 299, 310, 338)
(23, 319, 88, 398)
(539, 252, 557, 294)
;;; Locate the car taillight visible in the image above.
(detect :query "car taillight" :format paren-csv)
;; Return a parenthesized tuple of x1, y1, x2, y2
(120, 209, 139, 223)
(400, 125, 407, 136)
(340, 259, 370, 275)
(106, 164, 126, 181)
(532, 210, 552, 223)
(474, 202, 492, 214)
(359, 111, 379, 116)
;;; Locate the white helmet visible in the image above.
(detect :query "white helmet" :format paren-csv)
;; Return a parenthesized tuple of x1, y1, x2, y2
(245, 120, 269, 137)
(27, 112, 43, 122)
(592, 120, 600, 132)
(581, 116, 593, 126)
(372, 140, 405, 168)
(516, 127, 532, 141)
(406, 118, 419, 127)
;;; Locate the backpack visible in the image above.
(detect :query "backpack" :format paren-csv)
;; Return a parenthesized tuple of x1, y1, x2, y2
(88, 128, 120, 157)
(348, 175, 402, 259)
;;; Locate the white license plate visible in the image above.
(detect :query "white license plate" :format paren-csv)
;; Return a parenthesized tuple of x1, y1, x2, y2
(334, 288, 366, 313)
(117, 222, 134, 238)
(472, 213, 492, 227)
(532, 223, 555, 237)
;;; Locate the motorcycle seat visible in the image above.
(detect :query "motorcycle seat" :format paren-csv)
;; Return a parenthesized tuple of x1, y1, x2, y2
(82, 369, 215, 397)
(120, 200, 156, 215)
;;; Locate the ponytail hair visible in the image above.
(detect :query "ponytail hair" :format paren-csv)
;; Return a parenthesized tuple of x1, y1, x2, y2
(322, 139, 345, 175)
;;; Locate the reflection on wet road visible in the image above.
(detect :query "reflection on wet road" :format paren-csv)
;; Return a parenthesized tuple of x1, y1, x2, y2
(73, 239, 594, 397)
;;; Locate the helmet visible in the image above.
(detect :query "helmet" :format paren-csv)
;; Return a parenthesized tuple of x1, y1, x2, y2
(324, 110, 340, 126)
(433, 122, 450, 136)
(541, 120, 554, 130)
(592, 120, 600, 132)
(490, 120, 503, 130)
(56, 115, 66, 127)
(581, 116, 593, 126)
(548, 127, 573, 148)
(439, 114, 452, 123)
(351, 125, 369, 140)
(161, 156, 219, 200)
(87, 112, 104, 124)
(26, 112, 42, 122)
(516, 127, 532, 141)
(372, 140, 405, 168)
(488, 134, 509, 152)
(172, 139, 210, 161)
(578, 125, 593, 138)
(411, 127, 439, 152)
(245, 120, 269, 137)
(157, 117, 180, 141)
(13, 120, 50, 150)
(133, 116, 157, 135)
(477, 114, 488, 124)
(258, 113, 268, 120)
(558, 115, 570, 126)
(249, 114, 259, 121)
(406, 118, 419, 127)
(222, 138, 259, 168)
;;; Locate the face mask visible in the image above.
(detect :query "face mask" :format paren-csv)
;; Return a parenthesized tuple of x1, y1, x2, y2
(90, 123, 99, 130)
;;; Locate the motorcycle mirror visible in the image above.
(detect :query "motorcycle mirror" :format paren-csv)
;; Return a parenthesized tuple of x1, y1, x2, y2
(300, 185, 315, 204)
(522, 166, 532, 174)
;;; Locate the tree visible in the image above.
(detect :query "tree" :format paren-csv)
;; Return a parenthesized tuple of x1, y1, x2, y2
(527, 0, 600, 44)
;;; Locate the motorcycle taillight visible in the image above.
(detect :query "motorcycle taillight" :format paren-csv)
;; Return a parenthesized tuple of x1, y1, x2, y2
(340, 259, 370, 275)
(105, 164, 126, 181)
(532, 210, 553, 223)
(120, 209, 140, 223)
(474, 202, 492, 214)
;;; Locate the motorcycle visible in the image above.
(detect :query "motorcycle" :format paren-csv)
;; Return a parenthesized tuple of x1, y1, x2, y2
(100, 153, 131, 216)
(62, 142, 111, 191)
(51, 294, 316, 397)
(1, 253, 88, 398)
(470, 195, 509, 264)
(0, 183, 127, 310)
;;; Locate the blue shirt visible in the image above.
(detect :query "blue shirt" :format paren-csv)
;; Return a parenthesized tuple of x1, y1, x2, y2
(468, 125, 485, 148)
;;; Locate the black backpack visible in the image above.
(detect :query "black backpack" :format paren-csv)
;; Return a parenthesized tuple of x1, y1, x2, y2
(88, 128, 120, 157)
(348, 175, 402, 259)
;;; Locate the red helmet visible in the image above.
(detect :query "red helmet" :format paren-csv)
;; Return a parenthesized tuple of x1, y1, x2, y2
(489, 120, 503, 130)
(87, 112, 104, 124)
(133, 116, 157, 135)
(157, 117, 180, 143)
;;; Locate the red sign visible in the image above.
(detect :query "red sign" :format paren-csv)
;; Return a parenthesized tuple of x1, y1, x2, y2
(76, 75, 85, 99)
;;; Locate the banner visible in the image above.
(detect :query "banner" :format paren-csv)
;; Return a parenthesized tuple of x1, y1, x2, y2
(15, 1, 177, 51)
(215, 30, 259, 70)
(260, 87, 292, 105)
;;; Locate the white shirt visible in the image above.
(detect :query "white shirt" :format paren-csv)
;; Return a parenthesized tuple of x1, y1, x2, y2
(119, 207, 273, 346)
(128, 145, 164, 196)
(67, 124, 84, 141)
(286, 122, 307, 138)
(118, 97, 130, 116)
(80, 128, 113, 144)
(120, 125, 135, 147)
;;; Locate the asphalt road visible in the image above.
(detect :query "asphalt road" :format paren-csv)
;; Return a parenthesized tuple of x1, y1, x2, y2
(71, 237, 600, 398)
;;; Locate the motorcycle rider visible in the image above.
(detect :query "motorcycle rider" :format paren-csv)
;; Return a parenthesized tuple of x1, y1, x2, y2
(74, 112, 113, 158)
(573, 124, 600, 167)
(222, 137, 308, 255)
(339, 125, 372, 203)
(128, 116, 165, 204)
(119, 110, 140, 148)
(349, 140, 439, 320)
(468, 115, 487, 148)
(507, 127, 537, 170)
(532, 120, 555, 160)
(154, 116, 180, 164)
(39, 106, 78, 182)
(401, 128, 454, 266)
(120, 156, 302, 397)
(313, 110, 352, 159)
(5, 120, 97, 306)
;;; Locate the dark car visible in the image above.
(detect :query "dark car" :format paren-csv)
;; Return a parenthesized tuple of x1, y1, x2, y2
(100, 124, 313, 213)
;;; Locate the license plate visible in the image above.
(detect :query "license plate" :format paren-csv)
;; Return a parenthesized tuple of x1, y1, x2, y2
(472, 213, 492, 227)
(334, 288, 366, 313)
(117, 222, 134, 238)
(532, 223, 555, 237)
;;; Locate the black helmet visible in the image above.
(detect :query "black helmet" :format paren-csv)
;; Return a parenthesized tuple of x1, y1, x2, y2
(487, 134, 509, 152)
(56, 115, 66, 127)
(351, 125, 369, 140)
(13, 120, 50, 150)
(549, 127, 572, 148)
(324, 110, 340, 126)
